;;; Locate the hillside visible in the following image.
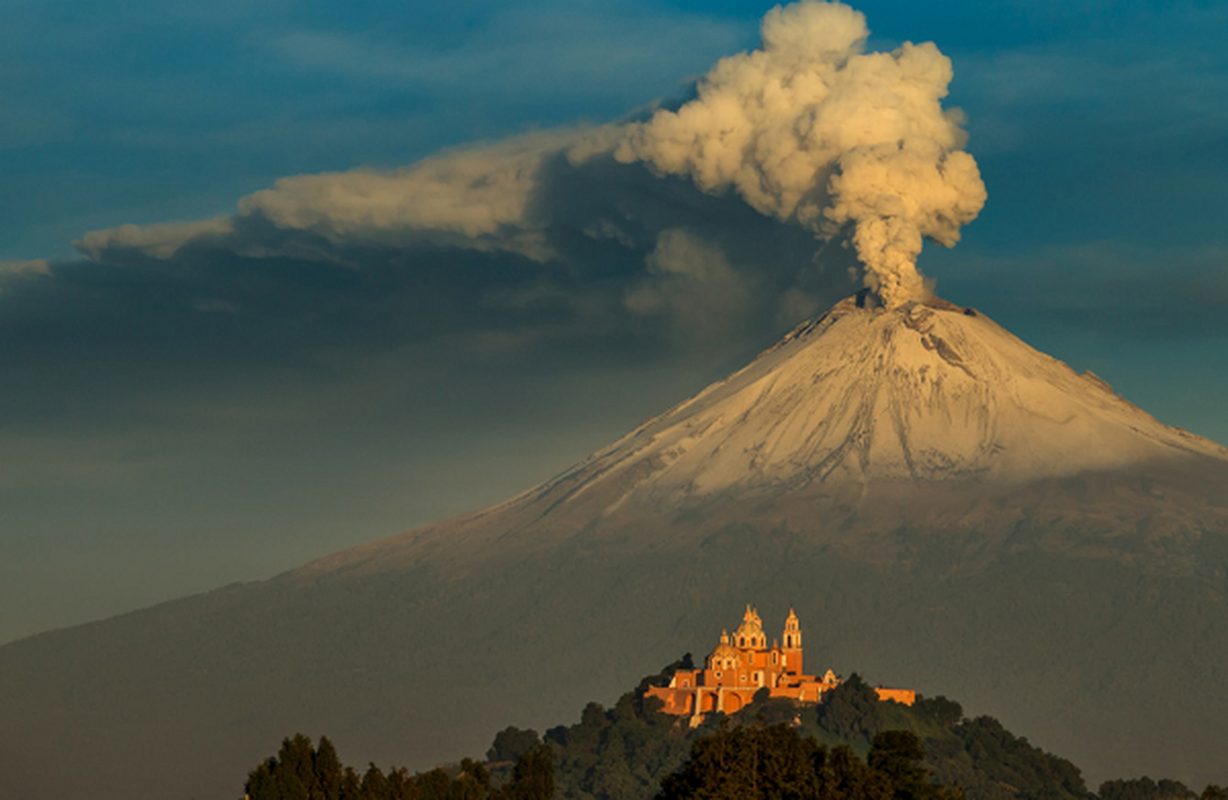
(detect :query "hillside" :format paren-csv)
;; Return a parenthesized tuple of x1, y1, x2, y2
(242, 660, 1226, 800)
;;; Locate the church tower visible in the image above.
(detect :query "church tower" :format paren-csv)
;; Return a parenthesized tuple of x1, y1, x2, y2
(781, 608, 803, 674)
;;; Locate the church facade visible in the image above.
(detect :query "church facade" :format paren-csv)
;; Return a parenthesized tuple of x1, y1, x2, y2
(644, 606, 915, 722)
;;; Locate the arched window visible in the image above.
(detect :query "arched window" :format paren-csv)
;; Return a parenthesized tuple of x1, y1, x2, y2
(739, 637, 745, 647)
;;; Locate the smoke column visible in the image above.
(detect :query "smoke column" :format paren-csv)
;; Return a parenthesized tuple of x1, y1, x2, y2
(616, 0, 986, 309)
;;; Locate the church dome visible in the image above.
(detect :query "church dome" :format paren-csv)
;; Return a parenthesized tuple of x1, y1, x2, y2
(734, 618, 763, 638)
(732, 605, 767, 648)
(707, 629, 741, 669)
(708, 642, 740, 670)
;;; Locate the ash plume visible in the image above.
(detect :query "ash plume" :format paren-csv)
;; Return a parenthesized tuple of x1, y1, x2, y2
(615, 0, 987, 309)
(70, 1, 986, 320)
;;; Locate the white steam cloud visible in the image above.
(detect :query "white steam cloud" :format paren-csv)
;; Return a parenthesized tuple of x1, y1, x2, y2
(615, 0, 986, 308)
(76, 1, 984, 312)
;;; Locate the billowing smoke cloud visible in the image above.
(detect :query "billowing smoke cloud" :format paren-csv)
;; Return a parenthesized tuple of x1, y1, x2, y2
(615, 0, 986, 308)
(70, 0, 983, 318)
(74, 132, 587, 265)
(0, 259, 50, 276)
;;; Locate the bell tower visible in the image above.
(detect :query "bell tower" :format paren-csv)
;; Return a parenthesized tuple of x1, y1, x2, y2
(781, 608, 802, 674)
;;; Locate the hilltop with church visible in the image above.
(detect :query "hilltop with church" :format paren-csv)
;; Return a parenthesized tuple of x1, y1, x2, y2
(645, 606, 915, 723)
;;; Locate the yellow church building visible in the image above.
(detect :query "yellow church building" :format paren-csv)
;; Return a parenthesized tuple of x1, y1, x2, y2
(644, 606, 915, 723)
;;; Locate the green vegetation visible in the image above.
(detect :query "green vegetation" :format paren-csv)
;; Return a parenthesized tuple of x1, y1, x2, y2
(244, 659, 1226, 800)
(1099, 778, 1228, 800)
(244, 735, 552, 800)
(659, 723, 960, 800)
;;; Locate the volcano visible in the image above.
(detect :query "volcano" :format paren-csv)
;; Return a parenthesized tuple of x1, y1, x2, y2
(2, 295, 1227, 800)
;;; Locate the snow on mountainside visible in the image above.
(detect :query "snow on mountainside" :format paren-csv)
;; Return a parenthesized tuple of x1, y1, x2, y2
(544, 293, 1226, 507)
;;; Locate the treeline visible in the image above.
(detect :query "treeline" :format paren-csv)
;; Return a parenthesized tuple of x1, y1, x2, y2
(244, 734, 553, 800)
(245, 725, 951, 800)
(244, 657, 1228, 800)
(1099, 779, 1227, 800)
(659, 724, 958, 800)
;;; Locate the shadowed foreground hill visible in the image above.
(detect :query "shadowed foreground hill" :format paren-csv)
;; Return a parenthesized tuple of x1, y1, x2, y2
(242, 665, 1218, 800)
(2, 296, 1227, 800)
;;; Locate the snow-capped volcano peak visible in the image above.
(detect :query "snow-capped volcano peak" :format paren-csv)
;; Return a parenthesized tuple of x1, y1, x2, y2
(550, 293, 1226, 505)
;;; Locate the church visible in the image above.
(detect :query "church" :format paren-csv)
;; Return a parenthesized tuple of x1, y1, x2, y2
(644, 606, 915, 722)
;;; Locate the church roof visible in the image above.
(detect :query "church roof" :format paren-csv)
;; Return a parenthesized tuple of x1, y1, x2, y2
(733, 604, 764, 638)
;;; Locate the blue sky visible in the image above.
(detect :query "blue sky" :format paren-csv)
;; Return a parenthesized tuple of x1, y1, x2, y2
(1, 0, 1225, 644)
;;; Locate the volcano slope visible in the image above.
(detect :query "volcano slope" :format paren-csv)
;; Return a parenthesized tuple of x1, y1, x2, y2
(2, 294, 1227, 800)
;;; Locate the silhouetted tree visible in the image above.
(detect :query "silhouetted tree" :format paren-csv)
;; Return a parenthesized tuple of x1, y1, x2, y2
(415, 767, 451, 800)
(387, 767, 418, 800)
(361, 762, 391, 800)
(1100, 778, 1195, 800)
(914, 695, 964, 727)
(486, 727, 541, 763)
(314, 736, 343, 800)
(451, 758, 490, 800)
(339, 766, 361, 800)
(281, 734, 318, 799)
(820, 674, 886, 742)
(955, 716, 1088, 800)
(869, 730, 951, 800)
(658, 722, 941, 800)
(506, 743, 554, 800)
(247, 734, 348, 800)
(827, 743, 893, 800)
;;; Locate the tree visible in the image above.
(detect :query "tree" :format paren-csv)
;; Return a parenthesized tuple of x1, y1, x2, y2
(486, 726, 542, 763)
(314, 736, 343, 800)
(869, 731, 950, 800)
(826, 743, 893, 800)
(658, 722, 835, 800)
(246, 734, 335, 800)
(361, 762, 391, 800)
(387, 767, 419, 800)
(415, 767, 451, 800)
(339, 767, 362, 800)
(246, 761, 281, 800)
(744, 688, 800, 727)
(451, 758, 490, 800)
(657, 722, 761, 800)
(913, 696, 964, 727)
(506, 743, 554, 800)
(1100, 778, 1195, 800)
(819, 674, 886, 743)
(280, 734, 319, 799)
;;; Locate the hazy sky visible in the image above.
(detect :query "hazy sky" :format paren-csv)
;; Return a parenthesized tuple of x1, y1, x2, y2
(2, 0, 1225, 645)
